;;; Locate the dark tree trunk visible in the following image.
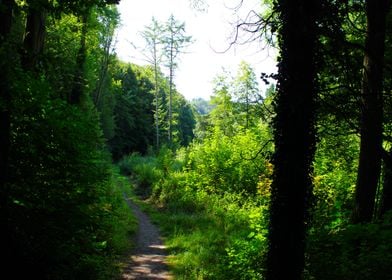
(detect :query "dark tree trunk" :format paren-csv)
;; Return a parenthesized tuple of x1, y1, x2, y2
(0, 0, 14, 204)
(21, 2, 46, 71)
(0, 0, 16, 273)
(69, 11, 88, 105)
(0, 0, 14, 206)
(0, 0, 14, 183)
(352, 0, 390, 223)
(0, 0, 14, 41)
(267, 0, 319, 279)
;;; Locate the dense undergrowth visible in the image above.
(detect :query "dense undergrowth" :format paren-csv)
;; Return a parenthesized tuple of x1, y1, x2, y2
(6, 71, 137, 279)
(120, 128, 392, 280)
(119, 130, 272, 279)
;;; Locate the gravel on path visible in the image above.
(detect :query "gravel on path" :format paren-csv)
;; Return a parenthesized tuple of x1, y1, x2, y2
(122, 196, 172, 280)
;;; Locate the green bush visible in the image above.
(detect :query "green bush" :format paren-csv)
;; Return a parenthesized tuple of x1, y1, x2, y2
(118, 153, 162, 198)
(119, 130, 273, 279)
(7, 73, 135, 279)
(312, 135, 359, 228)
(186, 129, 272, 195)
(307, 215, 392, 280)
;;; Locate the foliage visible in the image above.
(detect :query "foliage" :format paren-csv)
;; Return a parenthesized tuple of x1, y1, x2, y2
(115, 60, 274, 279)
(7, 71, 135, 279)
(307, 214, 392, 280)
(108, 62, 196, 159)
(120, 123, 272, 279)
(312, 133, 359, 227)
(2, 0, 391, 279)
(116, 2, 391, 280)
(190, 97, 214, 115)
(0, 2, 137, 279)
(109, 64, 155, 159)
(233, 61, 261, 129)
(186, 128, 272, 195)
(118, 152, 163, 198)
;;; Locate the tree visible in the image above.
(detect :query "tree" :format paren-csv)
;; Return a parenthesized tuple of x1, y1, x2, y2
(0, 0, 17, 274)
(87, 6, 120, 141)
(191, 97, 214, 115)
(109, 65, 155, 159)
(233, 61, 260, 129)
(0, 1, 134, 278)
(20, 0, 119, 72)
(210, 73, 236, 136)
(352, 0, 391, 223)
(92, 6, 119, 107)
(21, 0, 47, 71)
(162, 15, 192, 145)
(173, 94, 196, 146)
(0, 0, 15, 192)
(267, 0, 320, 279)
(69, 8, 89, 104)
(140, 17, 165, 150)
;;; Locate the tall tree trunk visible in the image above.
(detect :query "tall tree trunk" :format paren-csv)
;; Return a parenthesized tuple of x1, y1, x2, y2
(93, 35, 112, 106)
(154, 55, 160, 150)
(267, 1, 319, 279)
(168, 37, 174, 145)
(21, 1, 46, 71)
(0, 0, 14, 41)
(352, 0, 390, 223)
(0, 0, 14, 186)
(69, 11, 89, 105)
(0, 0, 16, 273)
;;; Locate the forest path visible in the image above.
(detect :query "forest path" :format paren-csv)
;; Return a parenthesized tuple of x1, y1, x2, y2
(122, 195, 172, 280)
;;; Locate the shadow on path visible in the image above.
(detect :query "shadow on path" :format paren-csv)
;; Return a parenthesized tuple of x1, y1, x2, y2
(122, 195, 172, 280)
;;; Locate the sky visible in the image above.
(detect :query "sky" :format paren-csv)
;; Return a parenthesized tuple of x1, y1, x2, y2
(115, 0, 277, 101)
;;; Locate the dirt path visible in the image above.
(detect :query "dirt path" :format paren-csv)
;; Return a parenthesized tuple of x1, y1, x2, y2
(122, 195, 172, 280)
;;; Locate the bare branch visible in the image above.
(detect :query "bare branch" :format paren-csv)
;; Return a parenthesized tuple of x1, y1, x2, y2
(212, 2, 278, 54)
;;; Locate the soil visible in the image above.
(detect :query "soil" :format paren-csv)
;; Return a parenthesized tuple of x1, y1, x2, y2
(122, 195, 172, 280)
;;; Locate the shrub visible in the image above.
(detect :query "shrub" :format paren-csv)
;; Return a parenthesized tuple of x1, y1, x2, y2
(7, 73, 135, 279)
(306, 215, 392, 280)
